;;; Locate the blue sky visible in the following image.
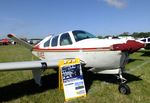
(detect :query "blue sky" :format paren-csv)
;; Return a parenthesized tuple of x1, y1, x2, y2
(0, 0, 150, 38)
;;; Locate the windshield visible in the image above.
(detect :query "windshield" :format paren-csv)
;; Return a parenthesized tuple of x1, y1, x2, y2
(72, 30, 96, 42)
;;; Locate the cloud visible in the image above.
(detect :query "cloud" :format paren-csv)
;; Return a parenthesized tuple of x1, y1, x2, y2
(103, 0, 127, 8)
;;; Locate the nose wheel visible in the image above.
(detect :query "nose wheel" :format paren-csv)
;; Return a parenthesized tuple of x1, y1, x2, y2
(118, 83, 130, 94)
(116, 69, 131, 95)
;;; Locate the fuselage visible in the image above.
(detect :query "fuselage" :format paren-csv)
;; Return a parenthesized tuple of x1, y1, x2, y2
(32, 30, 143, 74)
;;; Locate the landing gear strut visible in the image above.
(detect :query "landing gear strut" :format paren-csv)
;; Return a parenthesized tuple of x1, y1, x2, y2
(117, 69, 130, 94)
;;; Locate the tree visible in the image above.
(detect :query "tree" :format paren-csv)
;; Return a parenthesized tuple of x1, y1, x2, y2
(119, 32, 130, 36)
(97, 36, 103, 39)
(132, 32, 150, 38)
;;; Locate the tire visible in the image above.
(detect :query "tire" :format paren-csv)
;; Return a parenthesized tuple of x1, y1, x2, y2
(118, 83, 131, 95)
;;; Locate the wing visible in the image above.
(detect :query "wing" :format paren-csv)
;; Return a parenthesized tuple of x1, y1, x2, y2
(0, 34, 59, 85)
(0, 60, 58, 71)
(8, 34, 33, 50)
(0, 60, 58, 86)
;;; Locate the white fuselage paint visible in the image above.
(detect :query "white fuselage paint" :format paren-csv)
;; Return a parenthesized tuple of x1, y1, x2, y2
(33, 50, 124, 74)
(32, 31, 128, 74)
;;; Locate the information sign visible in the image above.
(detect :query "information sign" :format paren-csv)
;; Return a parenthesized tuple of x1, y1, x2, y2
(58, 58, 86, 101)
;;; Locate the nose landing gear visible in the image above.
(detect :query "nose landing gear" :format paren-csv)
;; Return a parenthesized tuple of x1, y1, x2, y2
(117, 70, 131, 95)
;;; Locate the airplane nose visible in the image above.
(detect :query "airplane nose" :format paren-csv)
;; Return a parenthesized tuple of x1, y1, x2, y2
(126, 40, 145, 53)
(112, 40, 145, 53)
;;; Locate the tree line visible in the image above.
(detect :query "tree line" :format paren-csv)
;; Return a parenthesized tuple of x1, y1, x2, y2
(131, 32, 150, 38)
(97, 32, 150, 39)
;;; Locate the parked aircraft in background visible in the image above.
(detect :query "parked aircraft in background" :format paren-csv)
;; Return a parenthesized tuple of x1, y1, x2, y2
(0, 38, 10, 45)
(137, 37, 150, 49)
(27, 38, 42, 45)
(0, 30, 144, 94)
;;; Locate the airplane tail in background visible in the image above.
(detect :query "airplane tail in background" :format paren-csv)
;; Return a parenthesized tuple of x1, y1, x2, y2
(8, 34, 33, 50)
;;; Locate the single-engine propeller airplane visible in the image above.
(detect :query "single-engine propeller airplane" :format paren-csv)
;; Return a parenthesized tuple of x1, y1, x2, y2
(0, 30, 144, 94)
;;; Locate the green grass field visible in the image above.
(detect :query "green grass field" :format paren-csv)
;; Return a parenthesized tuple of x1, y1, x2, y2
(0, 45, 150, 103)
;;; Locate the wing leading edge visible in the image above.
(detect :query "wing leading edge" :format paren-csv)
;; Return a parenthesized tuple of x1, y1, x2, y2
(0, 60, 58, 86)
(8, 34, 33, 50)
(0, 60, 58, 71)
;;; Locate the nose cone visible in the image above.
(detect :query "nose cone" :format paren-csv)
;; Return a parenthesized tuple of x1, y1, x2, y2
(126, 40, 145, 53)
(112, 40, 145, 53)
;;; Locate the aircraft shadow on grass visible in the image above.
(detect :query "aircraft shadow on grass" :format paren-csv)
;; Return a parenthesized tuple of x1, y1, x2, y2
(0, 73, 58, 102)
(127, 58, 144, 64)
(137, 50, 150, 57)
(0, 71, 142, 102)
(83, 71, 142, 92)
(141, 51, 150, 57)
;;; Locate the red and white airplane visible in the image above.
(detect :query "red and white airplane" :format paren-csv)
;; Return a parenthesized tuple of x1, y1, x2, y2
(0, 30, 144, 94)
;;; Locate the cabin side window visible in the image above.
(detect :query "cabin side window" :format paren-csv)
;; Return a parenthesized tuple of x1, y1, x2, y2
(44, 39, 51, 47)
(51, 36, 59, 47)
(60, 33, 72, 46)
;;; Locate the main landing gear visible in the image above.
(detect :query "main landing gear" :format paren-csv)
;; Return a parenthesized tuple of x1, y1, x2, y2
(116, 70, 131, 95)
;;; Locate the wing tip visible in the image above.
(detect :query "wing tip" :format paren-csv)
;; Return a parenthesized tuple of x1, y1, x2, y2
(8, 34, 15, 38)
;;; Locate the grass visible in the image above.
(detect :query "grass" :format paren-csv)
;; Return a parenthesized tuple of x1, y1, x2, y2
(0, 45, 150, 103)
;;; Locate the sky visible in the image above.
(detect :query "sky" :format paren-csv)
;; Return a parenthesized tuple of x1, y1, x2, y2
(0, 0, 150, 39)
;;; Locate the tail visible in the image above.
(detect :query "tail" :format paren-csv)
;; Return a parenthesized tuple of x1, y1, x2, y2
(8, 34, 33, 50)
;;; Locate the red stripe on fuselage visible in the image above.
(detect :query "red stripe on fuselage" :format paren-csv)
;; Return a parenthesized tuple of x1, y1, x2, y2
(32, 47, 112, 52)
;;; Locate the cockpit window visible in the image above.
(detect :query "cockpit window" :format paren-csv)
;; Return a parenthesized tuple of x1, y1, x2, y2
(72, 30, 96, 42)
(141, 39, 146, 42)
(60, 33, 72, 46)
(148, 38, 150, 42)
(51, 35, 58, 47)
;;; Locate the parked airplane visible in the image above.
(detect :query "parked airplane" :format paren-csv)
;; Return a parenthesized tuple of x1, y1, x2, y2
(0, 30, 144, 94)
(137, 37, 150, 49)
(0, 38, 9, 45)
